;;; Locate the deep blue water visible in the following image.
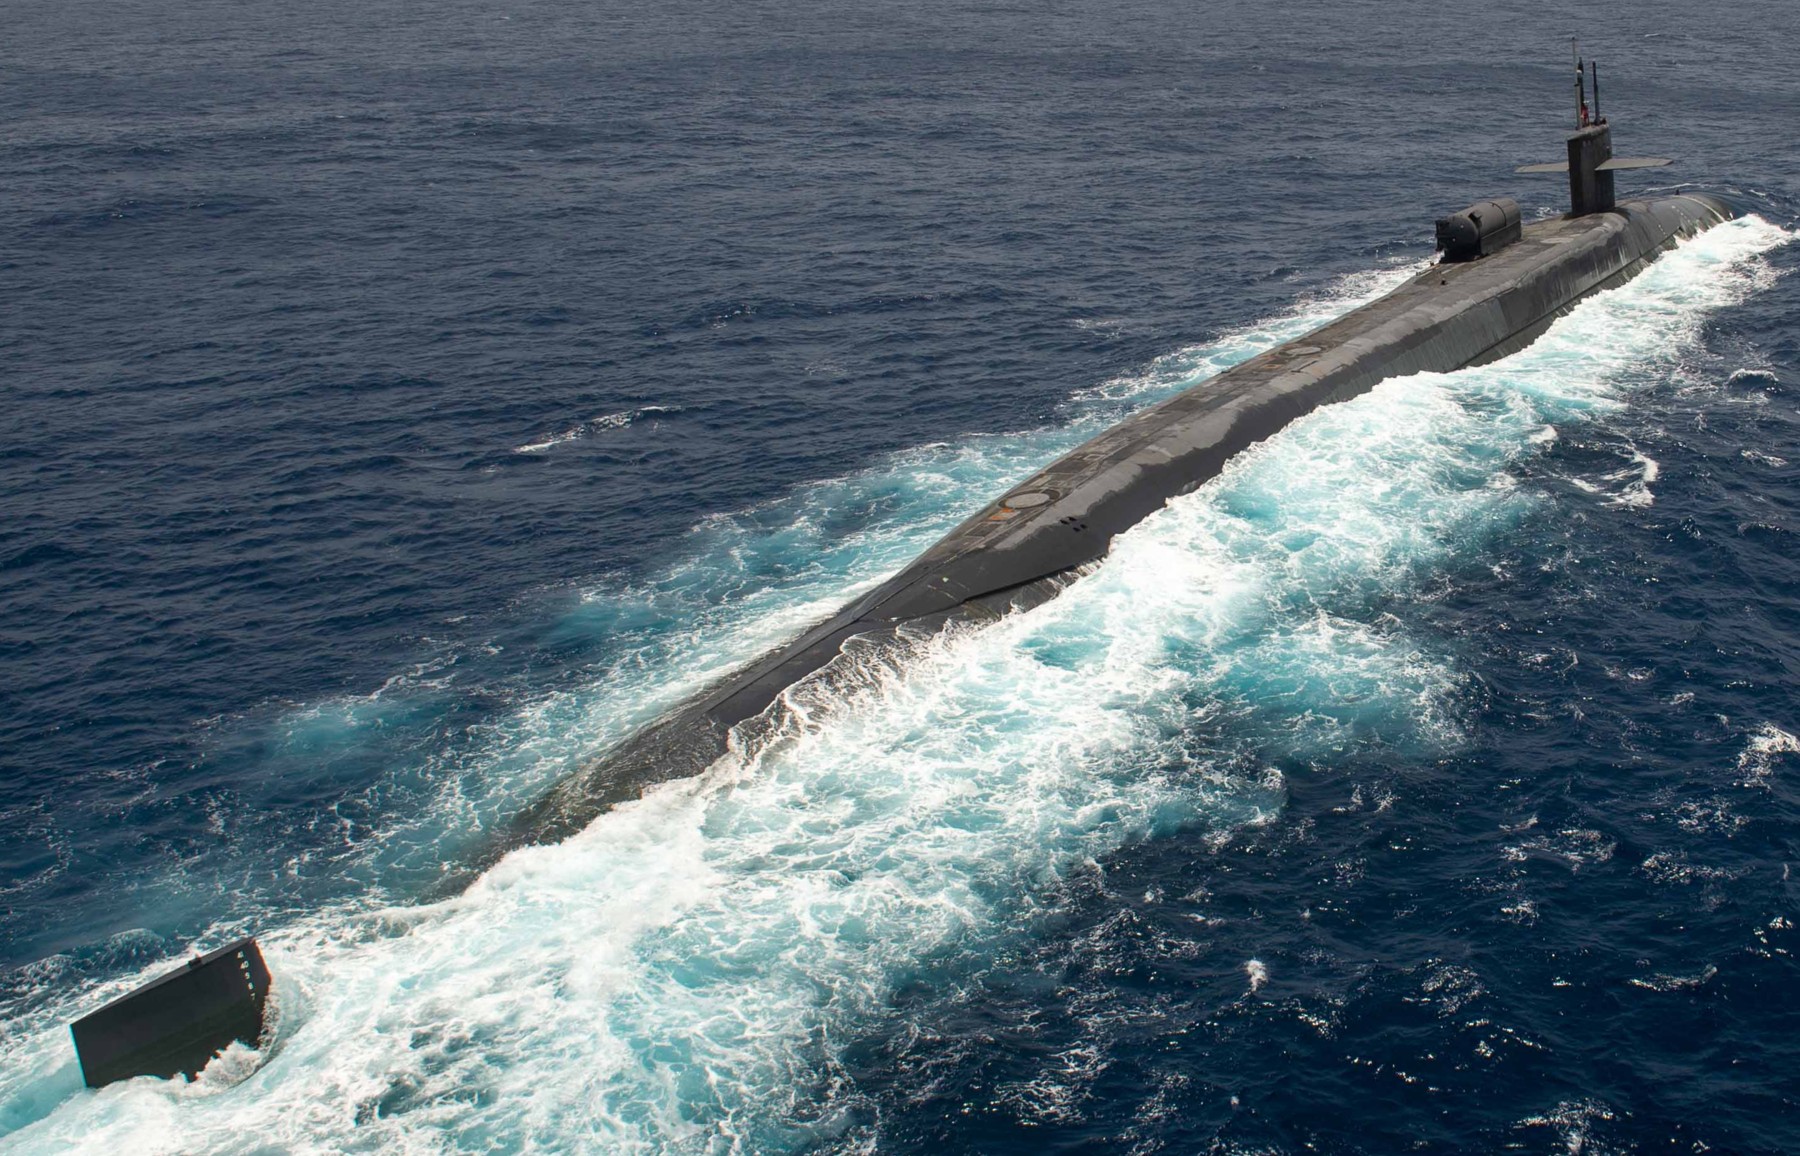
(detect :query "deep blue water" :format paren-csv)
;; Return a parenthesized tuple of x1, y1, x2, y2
(4, 0, 1800, 1151)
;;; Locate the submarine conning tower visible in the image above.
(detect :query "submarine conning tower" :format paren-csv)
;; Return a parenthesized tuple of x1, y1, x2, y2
(1560, 39, 1618, 216)
(1567, 123, 1617, 215)
(1513, 44, 1673, 218)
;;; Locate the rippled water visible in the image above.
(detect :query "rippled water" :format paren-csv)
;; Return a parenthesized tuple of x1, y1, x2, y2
(4, 0, 1799, 1152)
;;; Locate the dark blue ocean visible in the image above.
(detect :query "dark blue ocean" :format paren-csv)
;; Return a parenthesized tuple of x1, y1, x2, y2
(4, 0, 1799, 1150)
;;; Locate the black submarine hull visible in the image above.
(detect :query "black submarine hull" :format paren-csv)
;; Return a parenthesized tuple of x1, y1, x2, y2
(517, 192, 1736, 846)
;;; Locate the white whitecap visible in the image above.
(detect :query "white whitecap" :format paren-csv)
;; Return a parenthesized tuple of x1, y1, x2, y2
(513, 405, 682, 453)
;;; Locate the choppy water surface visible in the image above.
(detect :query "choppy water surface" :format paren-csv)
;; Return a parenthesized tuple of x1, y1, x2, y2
(3, 1, 1799, 1152)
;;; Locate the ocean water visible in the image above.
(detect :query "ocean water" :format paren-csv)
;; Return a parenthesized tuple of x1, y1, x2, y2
(3, 1, 1799, 1152)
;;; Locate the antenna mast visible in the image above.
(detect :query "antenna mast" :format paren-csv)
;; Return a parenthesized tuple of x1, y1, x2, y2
(1572, 38, 1590, 127)
(1519, 48, 1674, 215)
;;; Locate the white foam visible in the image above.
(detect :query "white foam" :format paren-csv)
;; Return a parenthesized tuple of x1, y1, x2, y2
(1244, 958, 1269, 994)
(1518, 1098, 1618, 1153)
(1568, 443, 1662, 508)
(514, 406, 681, 453)
(2, 218, 1790, 1154)
(1736, 721, 1800, 788)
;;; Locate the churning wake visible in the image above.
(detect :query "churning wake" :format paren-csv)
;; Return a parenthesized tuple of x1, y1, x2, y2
(0, 218, 1787, 1154)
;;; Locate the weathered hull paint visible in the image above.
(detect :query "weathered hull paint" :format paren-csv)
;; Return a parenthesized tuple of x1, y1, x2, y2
(516, 193, 1735, 846)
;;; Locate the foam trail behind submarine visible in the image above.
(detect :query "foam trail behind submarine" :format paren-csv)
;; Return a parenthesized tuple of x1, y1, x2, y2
(515, 124, 1737, 849)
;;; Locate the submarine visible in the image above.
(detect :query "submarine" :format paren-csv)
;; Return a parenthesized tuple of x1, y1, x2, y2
(513, 59, 1736, 846)
(67, 58, 1738, 1087)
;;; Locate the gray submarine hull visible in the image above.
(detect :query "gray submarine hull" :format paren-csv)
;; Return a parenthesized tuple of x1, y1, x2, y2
(517, 191, 1735, 847)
